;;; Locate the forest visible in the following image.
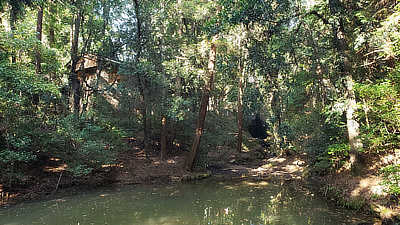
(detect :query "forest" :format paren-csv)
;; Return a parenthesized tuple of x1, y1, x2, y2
(0, 0, 400, 223)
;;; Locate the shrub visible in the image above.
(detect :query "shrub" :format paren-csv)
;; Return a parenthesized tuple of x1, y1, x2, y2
(380, 164, 400, 195)
(313, 143, 349, 175)
(44, 113, 124, 177)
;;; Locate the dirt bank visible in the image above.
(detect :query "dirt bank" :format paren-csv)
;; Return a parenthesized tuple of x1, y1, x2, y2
(319, 152, 400, 224)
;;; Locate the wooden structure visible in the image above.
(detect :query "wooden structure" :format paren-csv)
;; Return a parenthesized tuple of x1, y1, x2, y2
(67, 55, 121, 110)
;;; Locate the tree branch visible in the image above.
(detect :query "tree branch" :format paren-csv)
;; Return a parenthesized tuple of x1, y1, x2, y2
(309, 11, 331, 26)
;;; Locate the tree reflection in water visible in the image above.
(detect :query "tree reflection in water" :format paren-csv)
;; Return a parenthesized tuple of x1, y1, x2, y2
(0, 179, 374, 224)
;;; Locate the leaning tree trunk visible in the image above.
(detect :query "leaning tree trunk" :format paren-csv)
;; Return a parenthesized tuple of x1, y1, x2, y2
(184, 37, 217, 171)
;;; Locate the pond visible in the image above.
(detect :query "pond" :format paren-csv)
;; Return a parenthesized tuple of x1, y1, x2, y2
(0, 178, 374, 225)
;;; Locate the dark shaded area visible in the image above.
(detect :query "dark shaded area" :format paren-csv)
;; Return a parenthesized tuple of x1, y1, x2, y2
(248, 113, 268, 139)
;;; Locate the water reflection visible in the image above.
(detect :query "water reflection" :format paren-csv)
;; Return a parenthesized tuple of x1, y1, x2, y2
(0, 179, 372, 224)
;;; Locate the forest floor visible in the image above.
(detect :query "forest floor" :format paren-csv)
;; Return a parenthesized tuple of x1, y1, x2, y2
(322, 153, 400, 224)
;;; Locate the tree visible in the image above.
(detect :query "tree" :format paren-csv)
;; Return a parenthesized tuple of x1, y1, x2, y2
(69, 0, 83, 112)
(310, 0, 363, 170)
(185, 35, 217, 171)
(35, 2, 43, 74)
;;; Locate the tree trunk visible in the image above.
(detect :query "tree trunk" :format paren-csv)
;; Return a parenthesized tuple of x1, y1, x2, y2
(10, 2, 19, 63)
(133, 0, 150, 159)
(35, 4, 43, 74)
(337, 24, 362, 169)
(184, 37, 217, 171)
(166, 0, 184, 156)
(142, 96, 150, 159)
(70, 10, 83, 112)
(346, 73, 362, 166)
(237, 59, 244, 153)
(48, 0, 57, 48)
(327, 0, 363, 169)
(167, 75, 182, 156)
(161, 117, 167, 160)
(49, 27, 55, 47)
(159, 4, 168, 160)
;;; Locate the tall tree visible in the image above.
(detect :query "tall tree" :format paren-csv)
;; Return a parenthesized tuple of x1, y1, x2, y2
(133, 0, 150, 158)
(237, 56, 244, 153)
(35, 2, 43, 74)
(184, 35, 217, 171)
(311, 0, 363, 169)
(69, 0, 83, 112)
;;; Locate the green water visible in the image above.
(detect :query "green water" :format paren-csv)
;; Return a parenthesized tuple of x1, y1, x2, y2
(0, 179, 372, 225)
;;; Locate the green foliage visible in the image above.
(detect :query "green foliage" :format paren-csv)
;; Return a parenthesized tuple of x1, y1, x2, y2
(0, 18, 61, 184)
(197, 113, 238, 167)
(358, 78, 400, 153)
(44, 113, 122, 177)
(327, 143, 349, 168)
(313, 155, 333, 175)
(380, 164, 400, 195)
(313, 143, 349, 174)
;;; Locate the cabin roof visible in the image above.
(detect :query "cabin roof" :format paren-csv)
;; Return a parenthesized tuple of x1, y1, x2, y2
(66, 54, 121, 72)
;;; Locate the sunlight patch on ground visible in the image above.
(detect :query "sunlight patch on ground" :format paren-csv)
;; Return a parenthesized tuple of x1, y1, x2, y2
(350, 176, 385, 197)
(45, 164, 67, 172)
(268, 157, 286, 163)
(166, 159, 177, 164)
(242, 181, 270, 186)
(293, 160, 305, 165)
(253, 167, 267, 172)
(282, 165, 300, 173)
(369, 152, 400, 171)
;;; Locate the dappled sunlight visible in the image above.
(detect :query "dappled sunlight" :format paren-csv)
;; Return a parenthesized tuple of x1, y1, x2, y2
(293, 160, 305, 165)
(282, 164, 300, 173)
(45, 164, 67, 172)
(268, 157, 286, 163)
(242, 180, 270, 186)
(367, 152, 400, 171)
(166, 159, 177, 164)
(350, 176, 385, 198)
(238, 155, 308, 179)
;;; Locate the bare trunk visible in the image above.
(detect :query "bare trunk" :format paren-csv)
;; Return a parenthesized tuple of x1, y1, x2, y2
(133, 0, 149, 158)
(337, 23, 362, 168)
(346, 74, 362, 165)
(159, 5, 168, 160)
(10, 6, 18, 31)
(237, 61, 244, 153)
(70, 11, 83, 112)
(142, 98, 150, 158)
(184, 37, 217, 171)
(35, 4, 43, 74)
(10, 3, 18, 63)
(161, 117, 167, 160)
(329, 1, 362, 168)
